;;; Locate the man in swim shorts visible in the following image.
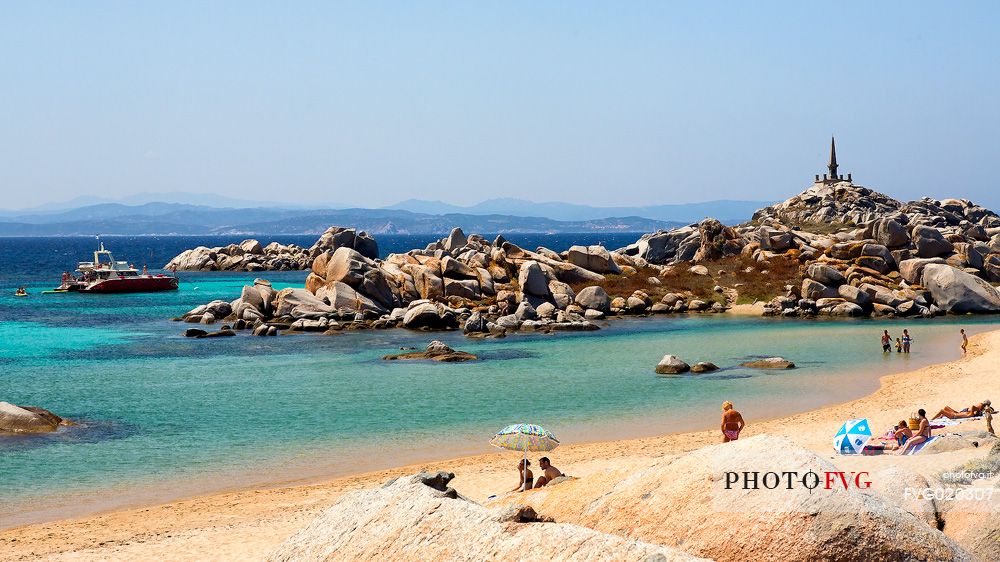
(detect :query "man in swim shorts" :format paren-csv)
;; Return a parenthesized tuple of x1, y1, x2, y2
(533, 457, 564, 488)
(721, 401, 745, 442)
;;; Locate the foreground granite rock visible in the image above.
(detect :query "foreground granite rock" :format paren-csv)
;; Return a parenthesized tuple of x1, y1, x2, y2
(494, 435, 971, 562)
(267, 472, 704, 562)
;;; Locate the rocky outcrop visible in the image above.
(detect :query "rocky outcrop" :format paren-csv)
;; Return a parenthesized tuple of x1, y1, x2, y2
(165, 226, 378, 272)
(0, 402, 68, 433)
(381, 340, 477, 362)
(165, 240, 312, 272)
(494, 435, 970, 562)
(268, 472, 703, 562)
(174, 180, 1000, 338)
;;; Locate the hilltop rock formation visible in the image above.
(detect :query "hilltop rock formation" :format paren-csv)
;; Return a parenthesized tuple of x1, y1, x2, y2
(164, 227, 377, 272)
(617, 180, 1000, 318)
(753, 182, 902, 225)
(493, 435, 970, 561)
(267, 472, 703, 562)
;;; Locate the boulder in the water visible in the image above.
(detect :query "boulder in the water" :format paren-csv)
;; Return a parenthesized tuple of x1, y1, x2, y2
(0, 402, 68, 434)
(382, 340, 477, 362)
(741, 357, 795, 369)
(655, 355, 691, 375)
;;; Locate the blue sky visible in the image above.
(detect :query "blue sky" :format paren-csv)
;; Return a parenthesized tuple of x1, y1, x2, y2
(1, 1, 998, 209)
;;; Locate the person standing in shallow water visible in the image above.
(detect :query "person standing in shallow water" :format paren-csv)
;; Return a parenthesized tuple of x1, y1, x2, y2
(881, 330, 892, 353)
(721, 401, 745, 442)
(961, 329, 968, 354)
(902, 330, 912, 354)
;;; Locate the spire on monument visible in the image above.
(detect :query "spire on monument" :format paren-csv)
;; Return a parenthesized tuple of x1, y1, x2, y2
(814, 136, 851, 184)
(828, 136, 838, 179)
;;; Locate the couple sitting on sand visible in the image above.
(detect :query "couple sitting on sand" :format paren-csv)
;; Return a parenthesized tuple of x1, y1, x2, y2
(932, 400, 993, 420)
(897, 409, 932, 455)
(511, 457, 563, 492)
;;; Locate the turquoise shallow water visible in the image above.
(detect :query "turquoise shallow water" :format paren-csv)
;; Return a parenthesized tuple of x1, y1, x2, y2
(1, 245, 999, 527)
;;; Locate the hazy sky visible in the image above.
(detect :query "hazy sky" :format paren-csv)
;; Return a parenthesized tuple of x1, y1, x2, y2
(2, 2, 998, 210)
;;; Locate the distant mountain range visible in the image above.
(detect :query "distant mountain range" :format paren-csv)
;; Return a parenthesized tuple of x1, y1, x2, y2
(384, 198, 767, 224)
(0, 194, 771, 236)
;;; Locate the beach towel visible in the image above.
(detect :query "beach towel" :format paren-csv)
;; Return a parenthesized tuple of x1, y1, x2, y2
(861, 444, 886, 455)
(931, 415, 984, 427)
(903, 435, 939, 455)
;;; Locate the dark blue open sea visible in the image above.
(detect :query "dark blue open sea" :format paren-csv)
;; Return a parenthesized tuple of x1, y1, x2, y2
(1, 234, 996, 528)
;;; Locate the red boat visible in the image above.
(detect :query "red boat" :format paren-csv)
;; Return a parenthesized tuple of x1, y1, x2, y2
(56, 242, 179, 293)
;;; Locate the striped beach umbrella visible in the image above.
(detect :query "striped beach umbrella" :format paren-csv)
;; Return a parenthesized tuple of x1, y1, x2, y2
(833, 418, 872, 455)
(491, 423, 560, 490)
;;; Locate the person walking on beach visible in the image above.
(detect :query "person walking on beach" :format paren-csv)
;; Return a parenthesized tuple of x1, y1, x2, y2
(961, 329, 968, 354)
(721, 401, 745, 442)
(902, 330, 912, 354)
(881, 330, 892, 353)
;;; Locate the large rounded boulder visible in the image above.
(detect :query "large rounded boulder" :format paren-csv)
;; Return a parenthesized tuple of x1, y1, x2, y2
(574, 286, 611, 312)
(921, 264, 1000, 313)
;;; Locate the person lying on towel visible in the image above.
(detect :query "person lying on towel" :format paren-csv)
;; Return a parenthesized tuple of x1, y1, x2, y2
(932, 400, 992, 420)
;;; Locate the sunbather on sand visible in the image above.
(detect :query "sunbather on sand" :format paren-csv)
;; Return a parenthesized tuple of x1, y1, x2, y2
(892, 421, 912, 448)
(933, 400, 992, 420)
(510, 459, 533, 492)
(898, 409, 930, 455)
(533, 456, 563, 488)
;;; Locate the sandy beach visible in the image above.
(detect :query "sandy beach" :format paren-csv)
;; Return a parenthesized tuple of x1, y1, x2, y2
(2, 328, 998, 561)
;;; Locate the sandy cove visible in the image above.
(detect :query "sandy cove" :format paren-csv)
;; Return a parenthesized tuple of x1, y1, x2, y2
(2, 330, 998, 561)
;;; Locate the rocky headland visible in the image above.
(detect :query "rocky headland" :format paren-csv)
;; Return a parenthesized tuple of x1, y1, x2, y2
(174, 181, 1000, 338)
